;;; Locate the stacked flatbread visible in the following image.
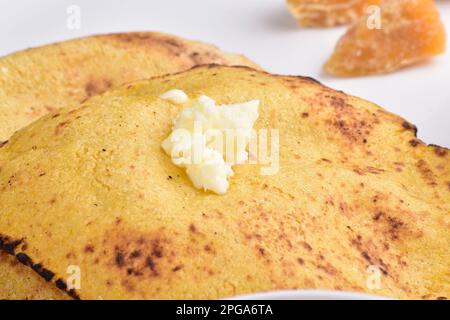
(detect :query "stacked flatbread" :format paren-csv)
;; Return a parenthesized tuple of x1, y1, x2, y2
(0, 34, 448, 300)
(0, 32, 257, 299)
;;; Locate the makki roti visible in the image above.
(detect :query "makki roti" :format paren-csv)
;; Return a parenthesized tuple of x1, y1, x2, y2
(0, 65, 449, 299)
(0, 32, 258, 143)
(0, 32, 257, 300)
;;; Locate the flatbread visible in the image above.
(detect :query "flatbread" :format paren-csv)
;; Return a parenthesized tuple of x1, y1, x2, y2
(0, 32, 258, 142)
(0, 33, 257, 299)
(0, 65, 448, 299)
(0, 251, 68, 300)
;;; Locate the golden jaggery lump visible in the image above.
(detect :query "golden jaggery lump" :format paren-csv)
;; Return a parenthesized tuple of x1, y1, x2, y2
(325, 0, 446, 76)
(287, 0, 381, 27)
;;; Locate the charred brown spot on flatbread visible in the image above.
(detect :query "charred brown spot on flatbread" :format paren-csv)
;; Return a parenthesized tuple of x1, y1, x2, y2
(105, 33, 228, 66)
(54, 121, 70, 135)
(409, 139, 421, 147)
(417, 159, 438, 186)
(307, 91, 379, 144)
(93, 226, 176, 291)
(402, 121, 418, 136)
(430, 144, 448, 157)
(85, 78, 113, 98)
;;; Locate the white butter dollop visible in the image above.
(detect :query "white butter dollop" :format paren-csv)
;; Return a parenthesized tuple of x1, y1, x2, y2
(160, 89, 189, 104)
(161, 91, 259, 194)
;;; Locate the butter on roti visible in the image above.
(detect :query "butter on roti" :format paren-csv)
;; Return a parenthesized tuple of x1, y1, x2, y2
(0, 66, 448, 299)
(0, 33, 257, 300)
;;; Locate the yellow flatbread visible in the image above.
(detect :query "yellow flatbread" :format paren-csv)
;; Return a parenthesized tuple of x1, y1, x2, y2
(0, 33, 257, 299)
(0, 66, 448, 299)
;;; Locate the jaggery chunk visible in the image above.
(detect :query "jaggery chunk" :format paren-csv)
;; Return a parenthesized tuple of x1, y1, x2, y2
(287, 0, 381, 27)
(325, 0, 446, 76)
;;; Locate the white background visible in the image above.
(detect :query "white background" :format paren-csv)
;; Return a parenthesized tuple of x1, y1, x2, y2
(1, 0, 449, 147)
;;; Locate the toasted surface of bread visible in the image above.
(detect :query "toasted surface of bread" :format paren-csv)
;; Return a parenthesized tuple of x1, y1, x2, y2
(0, 66, 448, 299)
(0, 33, 257, 300)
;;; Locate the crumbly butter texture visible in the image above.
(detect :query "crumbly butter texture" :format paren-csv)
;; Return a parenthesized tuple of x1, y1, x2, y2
(160, 89, 189, 104)
(161, 91, 259, 194)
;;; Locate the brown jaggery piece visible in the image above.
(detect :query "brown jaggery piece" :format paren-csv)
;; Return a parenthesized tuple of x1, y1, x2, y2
(287, 0, 381, 27)
(325, 0, 446, 76)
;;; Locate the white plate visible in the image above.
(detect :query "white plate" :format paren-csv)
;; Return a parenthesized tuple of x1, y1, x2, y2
(229, 290, 392, 300)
